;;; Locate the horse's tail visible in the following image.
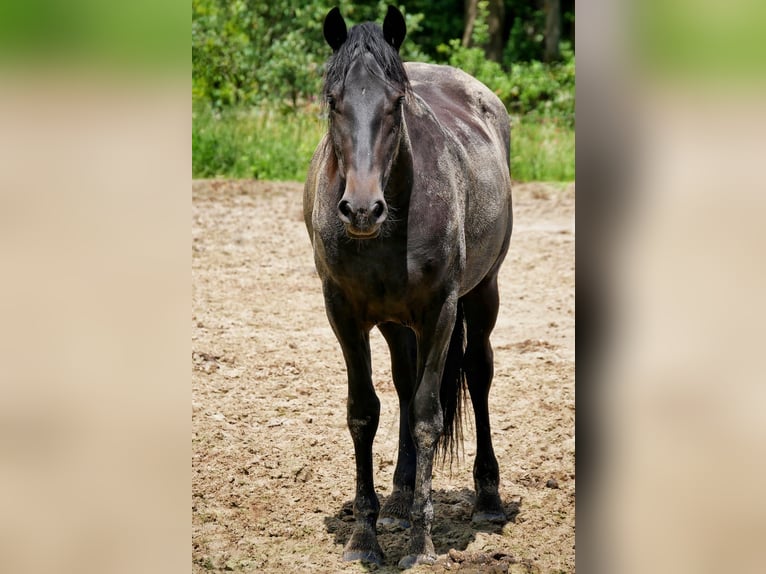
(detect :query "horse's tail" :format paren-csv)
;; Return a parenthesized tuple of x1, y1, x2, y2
(437, 299, 467, 467)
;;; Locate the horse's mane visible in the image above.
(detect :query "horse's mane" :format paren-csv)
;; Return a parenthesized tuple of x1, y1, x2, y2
(323, 22, 410, 98)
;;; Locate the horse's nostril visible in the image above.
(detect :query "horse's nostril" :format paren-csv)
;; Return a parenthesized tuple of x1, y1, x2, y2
(338, 199, 353, 218)
(372, 200, 386, 219)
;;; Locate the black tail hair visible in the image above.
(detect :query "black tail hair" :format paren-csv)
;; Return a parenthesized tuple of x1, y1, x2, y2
(437, 299, 467, 466)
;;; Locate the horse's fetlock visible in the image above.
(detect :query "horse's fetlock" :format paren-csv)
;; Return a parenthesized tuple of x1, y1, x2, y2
(352, 493, 380, 525)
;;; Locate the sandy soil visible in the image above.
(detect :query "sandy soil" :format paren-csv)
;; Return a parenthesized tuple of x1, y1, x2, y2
(192, 180, 574, 573)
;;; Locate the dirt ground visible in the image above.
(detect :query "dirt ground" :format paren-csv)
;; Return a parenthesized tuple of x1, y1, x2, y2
(192, 180, 574, 573)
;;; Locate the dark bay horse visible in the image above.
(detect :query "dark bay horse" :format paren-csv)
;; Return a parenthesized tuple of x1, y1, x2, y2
(303, 5, 513, 569)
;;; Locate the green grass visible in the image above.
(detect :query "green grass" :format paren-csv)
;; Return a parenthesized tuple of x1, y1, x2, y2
(192, 103, 325, 180)
(510, 116, 575, 182)
(192, 103, 574, 183)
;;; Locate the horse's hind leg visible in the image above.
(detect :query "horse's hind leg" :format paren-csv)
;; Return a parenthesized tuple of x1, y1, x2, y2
(377, 322, 417, 530)
(463, 275, 507, 523)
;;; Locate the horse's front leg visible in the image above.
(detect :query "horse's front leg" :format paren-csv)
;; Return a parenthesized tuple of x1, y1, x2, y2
(324, 287, 383, 565)
(377, 322, 417, 530)
(398, 294, 458, 569)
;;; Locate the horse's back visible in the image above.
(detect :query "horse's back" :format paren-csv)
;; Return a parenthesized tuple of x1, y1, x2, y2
(404, 62, 510, 165)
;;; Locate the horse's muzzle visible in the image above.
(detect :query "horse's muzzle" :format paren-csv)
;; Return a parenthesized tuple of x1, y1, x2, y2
(337, 197, 388, 239)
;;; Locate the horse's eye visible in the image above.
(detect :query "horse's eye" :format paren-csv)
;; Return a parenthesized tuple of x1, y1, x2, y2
(327, 95, 337, 111)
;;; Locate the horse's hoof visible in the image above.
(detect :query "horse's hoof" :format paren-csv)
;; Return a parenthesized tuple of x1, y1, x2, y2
(471, 509, 507, 524)
(380, 489, 413, 531)
(343, 549, 384, 565)
(377, 515, 410, 531)
(473, 491, 507, 525)
(397, 553, 436, 570)
(343, 528, 384, 565)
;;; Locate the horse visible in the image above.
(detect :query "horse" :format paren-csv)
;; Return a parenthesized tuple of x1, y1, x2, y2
(303, 5, 513, 569)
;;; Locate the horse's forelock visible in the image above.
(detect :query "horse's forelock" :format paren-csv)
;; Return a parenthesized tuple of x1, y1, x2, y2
(323, 22, 410, 99)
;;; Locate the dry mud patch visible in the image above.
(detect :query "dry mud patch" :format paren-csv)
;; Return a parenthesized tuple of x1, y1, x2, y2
(192, 180, 575, 573)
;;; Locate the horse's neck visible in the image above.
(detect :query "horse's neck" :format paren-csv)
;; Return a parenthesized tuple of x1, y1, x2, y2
(388, 113, 414, 199)
(389, 93, 439, 190)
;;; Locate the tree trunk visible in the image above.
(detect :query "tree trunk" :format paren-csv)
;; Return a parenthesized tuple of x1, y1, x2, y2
(486, 0, 505, 63)
(544, 0, 561, 62)
(462, 0, 505, 64)
(461, 0, 478, 48)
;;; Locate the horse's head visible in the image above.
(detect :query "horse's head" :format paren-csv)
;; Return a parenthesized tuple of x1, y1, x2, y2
(323, 6, 409, 239)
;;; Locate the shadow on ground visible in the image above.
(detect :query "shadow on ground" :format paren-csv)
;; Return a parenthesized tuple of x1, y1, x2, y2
(323, 488, 522, 571)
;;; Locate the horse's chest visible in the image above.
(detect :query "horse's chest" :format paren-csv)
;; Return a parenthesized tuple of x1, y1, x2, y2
(318, 237, 451, 322)
(326, 245, 408, 294)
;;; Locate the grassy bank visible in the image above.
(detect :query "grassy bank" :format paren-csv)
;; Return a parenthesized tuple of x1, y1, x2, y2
(192, 103, 574, 183)
(192, 104, 326, 181)
(510, 116, 575, 182)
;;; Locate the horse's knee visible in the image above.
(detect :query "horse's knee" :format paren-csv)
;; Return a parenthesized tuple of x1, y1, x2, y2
(348, 414, 379, 443)
(410, 415, 443, 451)
(347, 396, 380, 440)
(409, 384, 444, 449)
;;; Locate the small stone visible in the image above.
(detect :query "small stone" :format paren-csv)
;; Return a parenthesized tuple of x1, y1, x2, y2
(295, 466, 313, 483)
(545, 479, 559, 489)
(448, 548, 465, 563)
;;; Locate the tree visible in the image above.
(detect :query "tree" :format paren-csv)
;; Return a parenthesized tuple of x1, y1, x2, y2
(544, 0, 561, 62)
(461, 0, 505, 64)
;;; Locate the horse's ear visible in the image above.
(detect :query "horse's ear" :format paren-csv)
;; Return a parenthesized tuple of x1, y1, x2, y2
(383, 5, 406, 52)
(324, 7, 348, 52)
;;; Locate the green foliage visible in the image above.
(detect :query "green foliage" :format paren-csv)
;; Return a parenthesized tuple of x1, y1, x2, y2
(439, 2, 574, 127)
(436, 2, 510, 104)
(402, 0, 464, 62)
(508, 42, 575, 125)
(510, 117, 575, 182)
(192, 0, 430, 109)
(192, 100, 574, 183)
(192, 0, 328, 108)
(192, 1, 575, 182)
(503, 0, 575, 64)
(192, 101, 325, 180)
(505, 1, 546, 63)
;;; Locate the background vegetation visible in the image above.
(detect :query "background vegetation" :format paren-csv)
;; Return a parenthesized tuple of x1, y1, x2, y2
(192, 0, 575, 182)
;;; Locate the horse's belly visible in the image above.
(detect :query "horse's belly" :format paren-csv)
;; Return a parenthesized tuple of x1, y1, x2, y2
(461, 203, 512, 293)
